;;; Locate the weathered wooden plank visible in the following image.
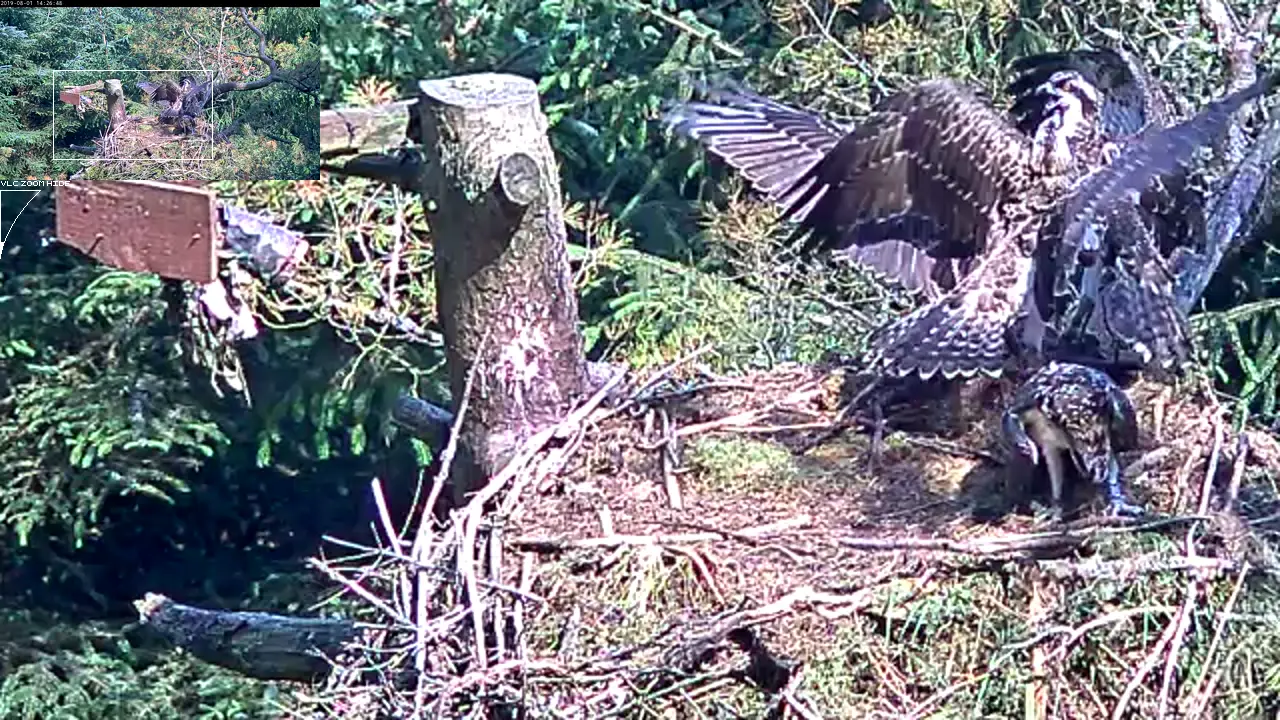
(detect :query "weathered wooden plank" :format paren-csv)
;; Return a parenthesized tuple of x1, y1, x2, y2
(56, 180, 218, 284)
(321, 99, 416, 155)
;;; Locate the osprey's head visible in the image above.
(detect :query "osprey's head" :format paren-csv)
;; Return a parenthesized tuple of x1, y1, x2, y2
(1026, 71, 1111, 174)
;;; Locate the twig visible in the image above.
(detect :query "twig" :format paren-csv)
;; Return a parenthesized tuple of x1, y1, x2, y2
(898, 433, 1003, 464)
(456, 367, 628, 670)
(1034, 606, 1180, 665)
(780, 666, 825, 720)
(1148, 409, 1223, 718)
(626, 344, 716, 406)
(668, 545, 723, 602)
(320, 535, 547, 606)
(1038, 553, 1238, 582)
(632, 1, 744, 59)
(674, 381, 828, 437)
(490, 520, 506, 660)
(515, 552, 535, 660)
(1225, 432, 1250, 508)
(514, 530, 765, 552)
(368, 476, 401, 549)
(659, 407, 683, 510)
(718, 421, 832, 434)
(416, 339, 482, 691)
(793, 375, 882, 455)
(907, 671, 991, 720)
(1185, 562, 1249, 718)
(1111, 598, 1187, 720)
(307, 557, 413, 627)
(837, 520, 1168, 557)
(1197, 413, 1225, 515)
(658, 515, 814, 546)
(1155, 580, 1198, 718)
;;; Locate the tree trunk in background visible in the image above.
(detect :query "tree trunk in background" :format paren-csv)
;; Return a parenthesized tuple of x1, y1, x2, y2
(418, 73, 588, 504)
(104, 79, 126, 126)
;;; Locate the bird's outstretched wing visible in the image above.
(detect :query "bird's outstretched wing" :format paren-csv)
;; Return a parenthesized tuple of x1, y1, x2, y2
(1060, 71, 1280, 258)
(137, 81, 160, 101)
(862, 228, 1035, 379)
(664, 83, 847, 208)
(664, 84, 959, 297)
(137, 79, 181, 106)
(786, 80, 1036, 262)
(1007, 47, 1169, 142)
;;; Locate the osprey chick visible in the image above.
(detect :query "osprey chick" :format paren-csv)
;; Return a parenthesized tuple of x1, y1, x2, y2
(1001, 362, 1142, 519)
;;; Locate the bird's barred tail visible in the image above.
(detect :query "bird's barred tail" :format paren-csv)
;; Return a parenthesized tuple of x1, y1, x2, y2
(867, 295, 1014, 380)
(1089, 270, 1191, 370)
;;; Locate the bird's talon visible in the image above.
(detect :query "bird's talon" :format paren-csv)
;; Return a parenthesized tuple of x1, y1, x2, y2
(1106, 500, 1145, 517)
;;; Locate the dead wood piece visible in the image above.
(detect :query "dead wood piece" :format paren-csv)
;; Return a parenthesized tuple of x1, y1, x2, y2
(1038, 553, 1238, 581)
(837, 515, 1202, 558)
(392, 394, 456, 445)
(420, 72, 589, 501)
(133, 592, 356, 682)
(321, 99, 416, 156)
(511, 516, 813, 553)
(322, 149, 423, 190)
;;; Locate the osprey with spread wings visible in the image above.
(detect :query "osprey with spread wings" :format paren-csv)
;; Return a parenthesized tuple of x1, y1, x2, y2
(137, 76, 213, 133)
(665, 51, 1277, 380)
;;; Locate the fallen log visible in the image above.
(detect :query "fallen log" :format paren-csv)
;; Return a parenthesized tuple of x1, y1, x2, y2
(133, 592, 356, 682)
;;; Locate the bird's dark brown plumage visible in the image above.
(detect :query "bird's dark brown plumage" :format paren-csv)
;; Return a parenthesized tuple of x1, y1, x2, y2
(663, 84, 960, 299)
(1002, 362, 1142, 519)
(137, 76, 211, 133)
(666, 60, 1279, 382)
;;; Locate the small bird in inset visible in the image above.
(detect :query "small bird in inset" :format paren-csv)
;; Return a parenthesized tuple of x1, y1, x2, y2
(1001, 362, 1144, 520)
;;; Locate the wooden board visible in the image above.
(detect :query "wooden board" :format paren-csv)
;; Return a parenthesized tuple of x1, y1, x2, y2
(321, 99, 416, 155)
(56, 180, 218, 284)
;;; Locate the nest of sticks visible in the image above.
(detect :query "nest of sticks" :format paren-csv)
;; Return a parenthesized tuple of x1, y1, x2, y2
(302, 352, 1280, 718)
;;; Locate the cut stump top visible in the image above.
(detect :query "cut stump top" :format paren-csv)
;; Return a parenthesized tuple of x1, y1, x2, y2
(419, 73, 538, 109)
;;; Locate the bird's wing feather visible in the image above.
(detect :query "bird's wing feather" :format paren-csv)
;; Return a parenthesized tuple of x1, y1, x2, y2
(664, 84, 847, 207)
(665, 83, 958, 294)
(1085, 210, 1192, 371)
(863, 228, 1035, 379)
(788, 80, 1034, 261)
(1060, 71, 1280, 257)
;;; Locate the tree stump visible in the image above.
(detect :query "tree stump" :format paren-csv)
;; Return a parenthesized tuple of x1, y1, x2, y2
(418, 73, 588, 503)
(104, 79, 126, 126)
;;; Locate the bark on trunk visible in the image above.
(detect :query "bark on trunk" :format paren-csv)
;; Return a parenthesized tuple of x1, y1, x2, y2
(133, 593, 356, 682)
(417, 73, 588, 503)
(104, 79, 126, 126)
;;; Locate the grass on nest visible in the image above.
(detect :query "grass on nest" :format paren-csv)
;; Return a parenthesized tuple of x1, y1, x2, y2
(685, 436, 800, 495)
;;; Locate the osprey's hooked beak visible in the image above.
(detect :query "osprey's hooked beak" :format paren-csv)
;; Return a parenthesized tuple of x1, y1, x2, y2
(1001, 410, 1039, 466)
